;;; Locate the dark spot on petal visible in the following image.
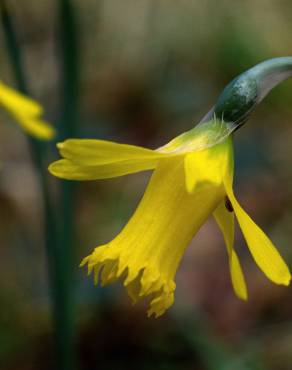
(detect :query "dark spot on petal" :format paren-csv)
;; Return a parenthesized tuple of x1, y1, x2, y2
(225, 196, 234, 212)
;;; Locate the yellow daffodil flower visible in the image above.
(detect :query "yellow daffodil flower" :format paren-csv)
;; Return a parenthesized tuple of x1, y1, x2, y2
(49, 117, 290, 317)
(49, 57, 292, 317)
(0, 81, 56, 140)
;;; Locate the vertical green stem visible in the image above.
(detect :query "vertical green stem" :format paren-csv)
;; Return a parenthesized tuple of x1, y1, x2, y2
(58, 0, 79, 230)
(1, 2, 76, 370)
(57, 0, 80, 367)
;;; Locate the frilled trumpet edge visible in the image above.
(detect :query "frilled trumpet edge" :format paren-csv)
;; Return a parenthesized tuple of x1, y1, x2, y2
(81, 248, 176, 318)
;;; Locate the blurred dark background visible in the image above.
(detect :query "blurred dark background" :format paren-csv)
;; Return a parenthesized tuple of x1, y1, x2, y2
(1, 1, 292, 370)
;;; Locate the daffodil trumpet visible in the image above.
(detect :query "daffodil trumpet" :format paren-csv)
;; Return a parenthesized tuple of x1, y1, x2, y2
(49, 57, 292, 317)
(0, 81, 56, 140)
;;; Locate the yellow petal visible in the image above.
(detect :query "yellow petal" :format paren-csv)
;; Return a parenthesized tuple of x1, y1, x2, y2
(15, 115, 56, 140)
(48, 157, 160, 180)
(81, 157, 225, 317)
(0, 81, 43, 116)
(213, 201, 248, 300)
(225, 181, 291, 286)
(49, 139, 172, 179)
(50, 118, 233, 181)
(57, 139, 165, 165)
(0, 81, 56, 140)
(184, 137, 233, 193)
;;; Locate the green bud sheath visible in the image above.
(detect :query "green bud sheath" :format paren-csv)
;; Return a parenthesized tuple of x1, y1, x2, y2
(202, 57, 292, 128)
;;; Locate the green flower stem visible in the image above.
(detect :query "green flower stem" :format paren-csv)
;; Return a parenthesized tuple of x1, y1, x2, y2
(58, 0, 79, 243)
(56, 0, 80, 367)
(1, 2, 76, 370)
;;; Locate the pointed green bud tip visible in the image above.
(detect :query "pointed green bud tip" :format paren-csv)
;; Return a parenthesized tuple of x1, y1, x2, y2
(213, 57, 292, 127)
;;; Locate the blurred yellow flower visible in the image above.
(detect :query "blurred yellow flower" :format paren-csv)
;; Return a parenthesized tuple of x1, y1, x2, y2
(49, 119, 291, 317)
(0, 81, 56, 140)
